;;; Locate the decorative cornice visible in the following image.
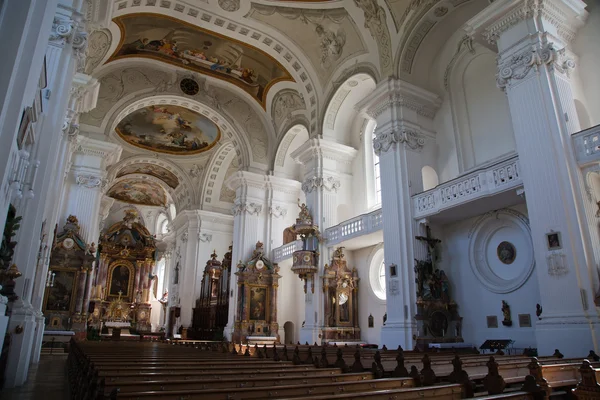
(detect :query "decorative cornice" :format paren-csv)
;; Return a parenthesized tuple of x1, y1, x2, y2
(291, 138, 358, 166)
(269, 205, 288, 218)
(76, 174, 102, 189)
(301, 176, 341, 194)
(464, 0, 587, 46)
(496, 40, 575, 90)
(373, 129, 425, 155)
(232, 202, 263, 216)
(355, 77, 441, 122)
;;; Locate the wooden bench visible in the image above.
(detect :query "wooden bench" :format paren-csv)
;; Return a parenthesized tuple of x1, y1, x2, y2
(572, 359, 600, 399)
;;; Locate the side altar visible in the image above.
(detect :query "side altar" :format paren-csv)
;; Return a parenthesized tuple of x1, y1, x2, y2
(414, 226, 464, 350)
(88, 210, 156, 333)
(233, 241, 280, 344)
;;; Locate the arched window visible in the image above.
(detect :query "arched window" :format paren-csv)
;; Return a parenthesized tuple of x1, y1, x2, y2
(156, 213, 169, 235)
(369, 247, 386, 301)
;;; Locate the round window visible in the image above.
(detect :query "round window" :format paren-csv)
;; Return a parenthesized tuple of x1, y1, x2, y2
(369, 248, 386, 301)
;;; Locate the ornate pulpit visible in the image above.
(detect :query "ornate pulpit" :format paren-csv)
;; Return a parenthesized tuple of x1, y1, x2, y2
(233, 241, 280, 344)
(291, 201, 321, 293)
(43, 216, 96, 333)
(322, 247, 360, 342)
(90, 210, 156, 333)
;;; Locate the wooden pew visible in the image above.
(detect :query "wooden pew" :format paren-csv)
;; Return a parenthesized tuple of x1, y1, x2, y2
(572, 359, 600, 399)
(275, 383, 464, 400)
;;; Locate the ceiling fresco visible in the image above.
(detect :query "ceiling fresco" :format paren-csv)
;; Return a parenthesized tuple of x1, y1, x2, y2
(107, 178, 167, 207)
(115, 105, 220, 155)
(116, 163, 180, 189)
(108, 13, 294, 107)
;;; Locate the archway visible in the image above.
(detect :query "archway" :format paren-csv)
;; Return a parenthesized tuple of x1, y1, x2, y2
(283, 321, 295, 345)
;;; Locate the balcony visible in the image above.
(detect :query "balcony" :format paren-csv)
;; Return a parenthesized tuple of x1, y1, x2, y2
(272, 239, 303, 263)
(573, 124, 600, 166)
(412, 155, 522, 220)
(324, 208, 383, 247)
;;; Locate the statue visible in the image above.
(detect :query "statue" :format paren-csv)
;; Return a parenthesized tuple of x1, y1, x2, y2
(415, 226, 441, 267)
(297, 199, 311, 221)
(501, 300, 512, 326)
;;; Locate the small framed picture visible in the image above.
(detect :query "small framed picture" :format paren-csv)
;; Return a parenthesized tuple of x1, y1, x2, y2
(518, 314, 532, 328)
(487, 315, 498, 328)
(546, 232, 562, 250)
(389, 264, 397, 277)
(368, 314, 374, 328)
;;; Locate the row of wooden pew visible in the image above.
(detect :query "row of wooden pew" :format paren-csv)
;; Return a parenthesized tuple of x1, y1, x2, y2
(67, 339, 600, 399)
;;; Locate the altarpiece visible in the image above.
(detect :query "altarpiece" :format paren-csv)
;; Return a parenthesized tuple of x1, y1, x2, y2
(233, 241, 280, 344)
(89, 210, 156, 333)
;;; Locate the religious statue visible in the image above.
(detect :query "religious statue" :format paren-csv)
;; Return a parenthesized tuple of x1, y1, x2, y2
(297, 199, 311, 221)
(415, 225, 442, 267)
(501, 300, 512, 326)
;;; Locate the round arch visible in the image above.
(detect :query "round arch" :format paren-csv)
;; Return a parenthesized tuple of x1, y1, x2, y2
(200, 142, 239, 209)
(273, 124, 309, 180)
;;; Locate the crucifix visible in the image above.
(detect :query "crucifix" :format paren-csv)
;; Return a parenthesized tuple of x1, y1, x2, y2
(117, 290, 123, 301)
(415, 225, 441, 266)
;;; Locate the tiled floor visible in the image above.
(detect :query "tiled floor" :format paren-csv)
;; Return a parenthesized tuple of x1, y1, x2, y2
(0, 354, 69, 400)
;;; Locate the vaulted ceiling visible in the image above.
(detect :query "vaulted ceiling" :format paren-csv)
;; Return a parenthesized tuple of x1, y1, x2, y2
(82, 0, 493, 214)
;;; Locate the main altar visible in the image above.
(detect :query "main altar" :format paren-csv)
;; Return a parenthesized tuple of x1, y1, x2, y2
(232, 241, 280, 344)
(88, 210, 157, 334)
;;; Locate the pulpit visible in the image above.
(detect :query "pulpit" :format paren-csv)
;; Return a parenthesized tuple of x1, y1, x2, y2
(233, 241, 281, 344)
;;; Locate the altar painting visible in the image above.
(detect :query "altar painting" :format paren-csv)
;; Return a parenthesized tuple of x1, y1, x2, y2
(107, 179, 167, 207)
(108, 264, 134, 300)
(109, 13, 293, 107)
(115, 105, 220, 155)
(44, 269, 77, 313)
(117, 163, 179, 188)
(249, 287, 267, 321)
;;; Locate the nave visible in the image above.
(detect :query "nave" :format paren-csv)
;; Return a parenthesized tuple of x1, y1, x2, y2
(67, 339, 600, 400)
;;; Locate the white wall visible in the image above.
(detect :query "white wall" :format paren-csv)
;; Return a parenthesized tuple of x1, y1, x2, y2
(348, 245, 387, 345)
(277, 258, 305, 344)
(438, 204, 541, 351)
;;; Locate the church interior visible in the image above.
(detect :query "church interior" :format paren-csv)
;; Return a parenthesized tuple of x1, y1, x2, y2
(0, 0, 600, 398)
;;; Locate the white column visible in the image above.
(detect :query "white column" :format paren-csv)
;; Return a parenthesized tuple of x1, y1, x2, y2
(223, 171, 267, 341)
(356, 78, 441, 349)
(466, 0, 598, 356)
(292, 139, 357, 344)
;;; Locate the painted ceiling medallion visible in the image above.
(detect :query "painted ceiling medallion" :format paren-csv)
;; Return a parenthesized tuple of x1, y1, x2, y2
(108, 13, 293, 107)
(116, 163, 179, 189)
(115, 105, 220, 155)
(107, 178, 167, 207)
(218, 0, 240, 12)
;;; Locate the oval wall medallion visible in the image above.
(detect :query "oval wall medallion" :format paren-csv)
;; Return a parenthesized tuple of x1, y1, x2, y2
(468, 210, 534, 293)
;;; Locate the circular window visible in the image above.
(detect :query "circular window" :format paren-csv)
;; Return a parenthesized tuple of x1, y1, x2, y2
(468, 210, 534, 293)
(369, 248, 386, 301)
(180, 78, 200, 96)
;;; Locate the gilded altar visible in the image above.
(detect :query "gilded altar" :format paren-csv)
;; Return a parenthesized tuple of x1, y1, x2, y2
(89, 210, 156, 333)
(322, 247, 360, 342)
(233, 241, 280, 344)
(43, 216, 96, 333)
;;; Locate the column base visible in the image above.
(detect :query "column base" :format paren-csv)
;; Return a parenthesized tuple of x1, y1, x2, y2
(381, 321, 415, 350)
(299, 326, 321, 345)
(535, 316, 600, 357)
(30, 310, 45, 364)
(4, 300, 37, 388)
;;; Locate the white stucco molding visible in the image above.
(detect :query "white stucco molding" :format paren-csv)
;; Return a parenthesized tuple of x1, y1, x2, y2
(464, 0, 588, 46)
(290, 138, 358, 167)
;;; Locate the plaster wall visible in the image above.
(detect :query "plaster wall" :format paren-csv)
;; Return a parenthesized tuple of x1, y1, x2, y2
(277, 257, 305, 344)
(438, 204, 540, 351)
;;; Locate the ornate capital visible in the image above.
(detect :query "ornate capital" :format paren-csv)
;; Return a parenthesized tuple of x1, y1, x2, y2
(49, 17, 75, 47)
(232, 202, 263, 216)
(269, 205, 288, 218)
(76, 174, 102, 189)
(301, 176, 341, 194)
(496, 41, 575, 90)
(373, 129, 425, 155)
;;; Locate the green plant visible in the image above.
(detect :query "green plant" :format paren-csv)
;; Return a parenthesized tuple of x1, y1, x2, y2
(0, 205, 22, 270)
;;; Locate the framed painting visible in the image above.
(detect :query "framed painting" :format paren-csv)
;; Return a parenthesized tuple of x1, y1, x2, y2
(518, 314, 532, 328)
(108, 262, 134, 300)
(487, 315, 498, 328)
(249, 286, 268, 321)
(43, 268, 77, 313)
(546, 232, 562, 250)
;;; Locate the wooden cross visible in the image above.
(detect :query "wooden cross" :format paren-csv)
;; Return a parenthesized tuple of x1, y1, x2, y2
(118, 290, 123, 301)
(415, 225, 441, 262)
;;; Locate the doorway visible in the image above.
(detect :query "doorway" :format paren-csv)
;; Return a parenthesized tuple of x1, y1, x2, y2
(283, 321, 294, 344)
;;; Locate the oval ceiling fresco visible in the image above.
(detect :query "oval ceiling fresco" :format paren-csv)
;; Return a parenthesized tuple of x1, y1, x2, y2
(108, 13, 294, 108)
(115, 105, 220, 155)
(116, 163, 179, 189)
(107, 178, 167, 207)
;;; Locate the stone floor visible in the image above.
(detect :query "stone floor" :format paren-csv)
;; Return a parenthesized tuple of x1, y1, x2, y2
(0, 354, 69, 400)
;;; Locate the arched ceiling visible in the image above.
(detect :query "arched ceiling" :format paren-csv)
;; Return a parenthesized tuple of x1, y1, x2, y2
(83, 0, 511, 213)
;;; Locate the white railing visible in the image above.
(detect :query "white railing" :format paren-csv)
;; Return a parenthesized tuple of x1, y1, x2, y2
(324, 207, 383, 246)
(272, 239, 303, 263)
(413, 155, 522, 219)
(573, 124, 600, 165)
